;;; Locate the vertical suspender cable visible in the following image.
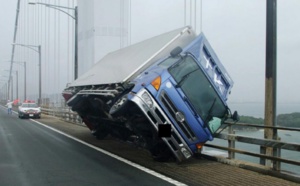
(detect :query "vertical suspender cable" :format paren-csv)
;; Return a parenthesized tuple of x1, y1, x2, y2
(58, 0, 61, 103)
(21, 0, 25, 100)
(35, 4, 38, 100)
(190, 0, 192, 26)
(44, 0, 47, 96)
(129, 0, 131, 45)
(26, 1, 29, 99)
(194, 0, 196, 32)
(184, 0, 186, 26)
(119, 0, 122, 48)
(38, 0, 41, 101)
(67, 0, 70, 83)
(47, 0, 50, 95)
(54, 0, 57, 103)
(53, 0, 56, 102)
(72, 0, 75, 81)
(200, 0, 202, 32)
(120, 0, 124, 48)
(33, 3, 36, 99)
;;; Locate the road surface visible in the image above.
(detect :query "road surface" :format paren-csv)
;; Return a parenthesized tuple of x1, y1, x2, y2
(0, 106, 185, 186)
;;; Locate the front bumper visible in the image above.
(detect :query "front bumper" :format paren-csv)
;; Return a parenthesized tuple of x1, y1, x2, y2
(130, 89, 193, 162)
(19, 112, 41, 118)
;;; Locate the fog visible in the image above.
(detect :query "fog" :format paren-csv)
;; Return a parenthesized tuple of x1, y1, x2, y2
(0, 0, 299, 115)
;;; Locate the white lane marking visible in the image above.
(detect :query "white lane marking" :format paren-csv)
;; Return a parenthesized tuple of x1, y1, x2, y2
(30, 119, 187, 186)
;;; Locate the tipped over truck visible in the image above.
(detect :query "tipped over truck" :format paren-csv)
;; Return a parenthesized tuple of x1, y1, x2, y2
(62, 26, 238, 162)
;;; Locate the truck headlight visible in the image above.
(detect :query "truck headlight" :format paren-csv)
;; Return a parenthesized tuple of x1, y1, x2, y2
(142, 92, 153, 108)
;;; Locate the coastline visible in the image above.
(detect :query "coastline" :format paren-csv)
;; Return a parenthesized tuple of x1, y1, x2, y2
(228, 102, 300, 118)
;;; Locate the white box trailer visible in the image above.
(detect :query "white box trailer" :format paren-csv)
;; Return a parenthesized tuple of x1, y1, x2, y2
(69, 26, 196, 87)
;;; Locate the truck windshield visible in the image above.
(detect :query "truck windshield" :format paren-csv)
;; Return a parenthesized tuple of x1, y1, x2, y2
(168, 55, 227, 134)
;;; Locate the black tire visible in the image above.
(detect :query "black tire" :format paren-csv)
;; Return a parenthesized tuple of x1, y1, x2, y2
(109, 94, 129, 116)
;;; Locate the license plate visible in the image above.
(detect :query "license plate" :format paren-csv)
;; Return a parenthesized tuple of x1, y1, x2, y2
(29, 114, 34, 117)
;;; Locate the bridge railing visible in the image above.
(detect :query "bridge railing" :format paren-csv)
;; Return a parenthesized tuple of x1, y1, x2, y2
(205, 122, 300, 173)
(41, 107, 83, 125)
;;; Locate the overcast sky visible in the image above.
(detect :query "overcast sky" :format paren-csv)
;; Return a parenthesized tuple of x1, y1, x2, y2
(1, 0, 300, 116)
(0, 1, 16, 63)
(0, 0, 16, 94)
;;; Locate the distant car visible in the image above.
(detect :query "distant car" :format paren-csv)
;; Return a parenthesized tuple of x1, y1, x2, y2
(18, 102, 41, 119)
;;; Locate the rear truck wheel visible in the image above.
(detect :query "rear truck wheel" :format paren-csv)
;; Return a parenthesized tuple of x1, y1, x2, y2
(109, 94, 129, 116)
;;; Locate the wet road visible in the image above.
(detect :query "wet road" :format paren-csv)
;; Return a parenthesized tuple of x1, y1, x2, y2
(0, 107, 184, 186)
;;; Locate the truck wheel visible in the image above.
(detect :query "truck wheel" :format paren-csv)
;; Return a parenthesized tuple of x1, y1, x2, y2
(109, 94, 128, 116)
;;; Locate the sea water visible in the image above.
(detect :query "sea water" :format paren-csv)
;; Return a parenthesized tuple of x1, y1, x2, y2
(228, 102, 300, 118)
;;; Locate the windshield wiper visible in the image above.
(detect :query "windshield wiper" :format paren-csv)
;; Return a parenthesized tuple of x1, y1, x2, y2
(176, 69, 198, 88)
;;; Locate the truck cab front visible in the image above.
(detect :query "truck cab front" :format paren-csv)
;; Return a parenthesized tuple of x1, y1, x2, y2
(129, 33, 237, 161)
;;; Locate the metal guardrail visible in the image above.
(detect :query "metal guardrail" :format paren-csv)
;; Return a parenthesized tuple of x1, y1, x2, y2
(41, 107, 83, 125)
(41, 107, 300, 173)
(207, 122, 300, 172)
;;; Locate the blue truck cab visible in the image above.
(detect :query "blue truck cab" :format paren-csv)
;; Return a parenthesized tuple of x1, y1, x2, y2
(128, 33, 235, 161)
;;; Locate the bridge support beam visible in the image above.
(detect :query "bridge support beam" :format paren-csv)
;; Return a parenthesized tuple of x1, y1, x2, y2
(261, 0, 281, 171)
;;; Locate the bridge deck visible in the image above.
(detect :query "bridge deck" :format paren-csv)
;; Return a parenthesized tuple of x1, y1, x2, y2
(35, 114, 299, 186)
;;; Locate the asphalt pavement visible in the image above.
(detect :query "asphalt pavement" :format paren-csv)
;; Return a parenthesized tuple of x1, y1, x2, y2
(0, 106, 182, 186)
(1, 105, 299, 186)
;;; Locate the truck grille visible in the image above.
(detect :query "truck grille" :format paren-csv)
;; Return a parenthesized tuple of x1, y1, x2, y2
(160, 91, 196, 141)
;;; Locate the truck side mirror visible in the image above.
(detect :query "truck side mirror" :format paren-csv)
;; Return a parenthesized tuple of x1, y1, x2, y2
(170, 46, 182, 58)
(231, 111, 239, 122)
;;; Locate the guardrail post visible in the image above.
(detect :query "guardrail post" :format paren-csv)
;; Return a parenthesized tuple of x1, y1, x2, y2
(260, 146, 266, 166)
(72, 113, 76, 123)
(273, 133, 281, 171)
(228, 124, 235, 159)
